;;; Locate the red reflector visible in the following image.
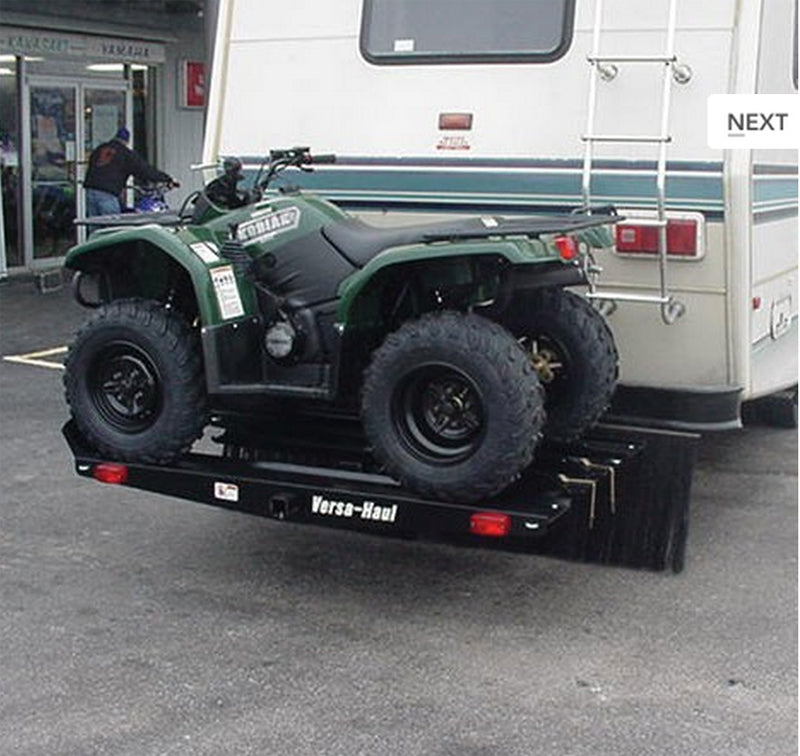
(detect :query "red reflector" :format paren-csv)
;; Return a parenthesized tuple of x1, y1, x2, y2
(615, 219, 698, 256)
(93, 463, 129, 485)
(752, 296, 762, 310)
(470, 512, 511, 538)
(554, 235, 578, 261)
(438, 112, 473, 130)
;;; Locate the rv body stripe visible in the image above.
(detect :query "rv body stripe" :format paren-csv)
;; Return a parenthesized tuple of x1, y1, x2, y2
(248, 157, 726, 214)
(752, 167, 799, 223)
(244, 157, 795, 218)
(752, 176, 799, 204)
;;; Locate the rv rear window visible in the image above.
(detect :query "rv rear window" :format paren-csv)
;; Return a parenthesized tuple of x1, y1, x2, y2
(360, 0, 575, 65)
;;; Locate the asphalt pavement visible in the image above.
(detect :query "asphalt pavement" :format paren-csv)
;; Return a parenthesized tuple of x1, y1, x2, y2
(0, 274, 797, 756)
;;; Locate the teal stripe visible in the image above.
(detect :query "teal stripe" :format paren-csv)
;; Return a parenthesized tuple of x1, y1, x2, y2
(249, 161, 726, 213)
(289, 168, 724, 212)
(753, 177, 799, 204)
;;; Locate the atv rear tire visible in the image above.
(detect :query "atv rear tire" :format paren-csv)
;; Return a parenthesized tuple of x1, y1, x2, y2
(64, 299, 207, 462)
(503, 288, 618, 440)
(361, 311, 545, 503)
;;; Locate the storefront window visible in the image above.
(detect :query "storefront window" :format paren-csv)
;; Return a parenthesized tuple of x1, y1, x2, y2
(133, 67, 154, 165)
(30, 84, 77, 259)
(0, 56, 20, 267)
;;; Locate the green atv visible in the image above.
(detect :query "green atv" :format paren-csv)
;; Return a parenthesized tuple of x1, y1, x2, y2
(64, 147, 619, 503)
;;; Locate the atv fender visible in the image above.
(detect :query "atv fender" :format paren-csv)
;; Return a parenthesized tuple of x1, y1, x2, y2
(64, 225, 257, 325)
(335, 236, 573, 324)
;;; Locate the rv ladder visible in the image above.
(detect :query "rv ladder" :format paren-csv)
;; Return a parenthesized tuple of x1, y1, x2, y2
(581, 0, 690, 325)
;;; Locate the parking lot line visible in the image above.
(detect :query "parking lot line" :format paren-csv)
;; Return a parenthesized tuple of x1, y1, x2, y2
(2, 346, 68, 371)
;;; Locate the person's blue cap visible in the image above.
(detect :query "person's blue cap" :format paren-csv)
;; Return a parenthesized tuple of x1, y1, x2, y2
(115, 127, 130, 142)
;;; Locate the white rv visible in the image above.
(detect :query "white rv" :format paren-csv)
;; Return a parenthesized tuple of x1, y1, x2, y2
(203, 0, 798, 429)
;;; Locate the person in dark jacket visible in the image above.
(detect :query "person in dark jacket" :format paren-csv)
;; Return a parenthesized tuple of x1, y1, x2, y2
(204, 157, 249, 209)
(84, 127, 177, 217)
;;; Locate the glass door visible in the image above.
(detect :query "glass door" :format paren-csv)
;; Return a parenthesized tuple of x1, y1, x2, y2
(78, 85, 131, 242)
(28, 82, 78, 261)
(26, 78, 130, 261)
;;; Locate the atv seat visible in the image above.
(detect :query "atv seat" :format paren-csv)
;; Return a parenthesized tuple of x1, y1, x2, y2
(322, 212, 617, 267)
(322, 216, 506, 267)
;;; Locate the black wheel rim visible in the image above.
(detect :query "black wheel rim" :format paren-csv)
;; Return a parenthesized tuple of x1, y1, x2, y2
(88, 340, 162, 433)
(393, 364, 485, 464)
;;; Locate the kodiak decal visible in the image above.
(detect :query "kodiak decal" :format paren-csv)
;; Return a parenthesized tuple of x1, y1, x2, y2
(237, 206, 301, 244)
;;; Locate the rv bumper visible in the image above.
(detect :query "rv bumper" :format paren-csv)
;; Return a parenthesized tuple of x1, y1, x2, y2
(608, 384, 742, 432)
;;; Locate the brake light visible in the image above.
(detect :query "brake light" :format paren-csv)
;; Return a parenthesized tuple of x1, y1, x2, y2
(438, 112, 473, 130)
(554, 235, 578, 261)
(615, 219, 698, 257)
(470, 511, 511, 538)
(93, 463, 129, 485)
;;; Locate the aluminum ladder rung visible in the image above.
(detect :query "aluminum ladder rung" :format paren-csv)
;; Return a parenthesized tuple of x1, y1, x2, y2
(588, 54, 677, 64)
(582, 135, 671, 144)
(586, 292, 671, 305)
(617, 218, 668, 227)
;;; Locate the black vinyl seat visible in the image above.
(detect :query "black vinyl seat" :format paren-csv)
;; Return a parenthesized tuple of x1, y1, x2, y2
(322, 212, 614, 268)
(322, 216, 501, 267)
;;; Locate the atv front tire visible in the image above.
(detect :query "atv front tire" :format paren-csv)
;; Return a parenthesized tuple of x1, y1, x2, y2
(64, 299, 207, 463)
(503, 288, 618, 440)
(361, 311, 545, 503)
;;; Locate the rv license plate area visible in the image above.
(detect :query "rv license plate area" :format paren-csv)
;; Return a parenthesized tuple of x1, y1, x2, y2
(771, 296, 793, 340)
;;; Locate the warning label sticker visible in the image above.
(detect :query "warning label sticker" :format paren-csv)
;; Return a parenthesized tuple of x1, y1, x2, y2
(210, 265, 245, 320)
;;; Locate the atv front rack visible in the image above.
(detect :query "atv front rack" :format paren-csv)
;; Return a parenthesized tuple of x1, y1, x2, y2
(74, 211, 185, 228)
(64, 416, 697, 573)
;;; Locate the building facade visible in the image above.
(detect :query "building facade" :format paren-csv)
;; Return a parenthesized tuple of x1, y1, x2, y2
(0, 0, 213, 273)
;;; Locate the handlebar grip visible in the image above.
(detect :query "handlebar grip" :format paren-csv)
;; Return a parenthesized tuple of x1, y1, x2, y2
(310, 154, 336, 165)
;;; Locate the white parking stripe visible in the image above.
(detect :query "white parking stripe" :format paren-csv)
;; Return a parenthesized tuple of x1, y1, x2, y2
(2, 346, 68, 371)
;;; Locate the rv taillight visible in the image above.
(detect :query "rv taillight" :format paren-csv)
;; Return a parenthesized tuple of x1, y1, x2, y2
(470, 512, 511, 538)
(93, 463, 129, 485)
(554, 236, 578, 261)
(438, 112, 473, 130)
(615, 219, 699, 257)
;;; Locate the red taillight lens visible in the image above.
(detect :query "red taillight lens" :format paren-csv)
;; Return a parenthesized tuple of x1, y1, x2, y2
(438, 112, 473, 130)
(93, 463, 129, 485)
(615, 219, 698, 256)
(470, 512, 511, 538)
(554, 235, 578, 261)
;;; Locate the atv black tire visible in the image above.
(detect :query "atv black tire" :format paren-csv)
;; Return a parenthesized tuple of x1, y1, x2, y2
(361, 311, 545, 503)
(64, 298, 207, 463)
(502, 288, 618, 440)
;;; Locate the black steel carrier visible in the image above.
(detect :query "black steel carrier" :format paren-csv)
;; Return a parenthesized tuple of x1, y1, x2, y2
(63, 412, 698, 573)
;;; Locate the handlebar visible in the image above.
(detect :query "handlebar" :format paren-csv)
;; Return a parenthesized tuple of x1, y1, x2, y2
(308, 154, 336, 165)
(268, 147, 336, 165)
(257, 147, 336, 189)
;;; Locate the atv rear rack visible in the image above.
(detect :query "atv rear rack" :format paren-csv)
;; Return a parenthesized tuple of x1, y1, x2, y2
(63, 416, 697, 573)
(419, 210, 620, 243)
